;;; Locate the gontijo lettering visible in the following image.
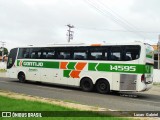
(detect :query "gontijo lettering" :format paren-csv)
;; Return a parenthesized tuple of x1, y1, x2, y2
(23, 62, 43, 67)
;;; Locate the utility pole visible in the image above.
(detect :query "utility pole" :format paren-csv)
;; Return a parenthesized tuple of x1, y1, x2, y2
(0, 41, 6, 62)
(158, 35, 160, 69)
(66, 24, 74, 43)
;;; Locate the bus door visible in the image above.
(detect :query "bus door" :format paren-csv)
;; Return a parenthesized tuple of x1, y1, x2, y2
(7, 48, 18, 78)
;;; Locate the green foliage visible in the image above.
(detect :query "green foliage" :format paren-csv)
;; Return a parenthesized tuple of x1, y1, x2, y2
(0, 47, 8, 56)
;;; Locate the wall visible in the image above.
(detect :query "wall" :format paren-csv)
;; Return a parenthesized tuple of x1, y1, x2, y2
(153, 69, 160, 83)
(0, 62, 6, 69)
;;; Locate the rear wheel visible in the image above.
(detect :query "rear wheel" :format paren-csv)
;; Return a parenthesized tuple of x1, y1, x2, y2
(18, 73, 25, 83)
(96, 79, 110, 94)
(80, 77, 94, 92)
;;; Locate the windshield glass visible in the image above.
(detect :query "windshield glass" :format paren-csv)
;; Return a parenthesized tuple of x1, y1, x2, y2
(146, 45, 154, 64)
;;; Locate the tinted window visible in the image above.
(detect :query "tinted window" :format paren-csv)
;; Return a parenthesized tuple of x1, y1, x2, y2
(16, 45, 140, 61)
(73, 47, 88, 60)
(44, 48, 55, 59)
(89, 46, 108, 60)
(7, 48, 18, 69)
(55, 47, 73, 59)
(18, 48, 30, 59)
(124, 45, 140, 61)
(110, 46, 122, 61)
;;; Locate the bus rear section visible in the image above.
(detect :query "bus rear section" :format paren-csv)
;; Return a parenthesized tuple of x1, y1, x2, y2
(108, 43, 154, 92)
(140, 44, 154, 91)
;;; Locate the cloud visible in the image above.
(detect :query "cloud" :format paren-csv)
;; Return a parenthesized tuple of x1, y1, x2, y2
(0, 0, 159, 50)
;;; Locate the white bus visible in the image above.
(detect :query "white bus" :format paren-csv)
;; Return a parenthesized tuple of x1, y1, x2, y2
(7, 42, 154, 94)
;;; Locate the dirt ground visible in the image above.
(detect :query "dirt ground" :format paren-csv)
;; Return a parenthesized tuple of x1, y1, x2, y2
(141, 85, 160, 96)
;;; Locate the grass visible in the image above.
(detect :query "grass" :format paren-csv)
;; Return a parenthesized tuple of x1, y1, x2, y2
(153, 82, 160, 87)
(0, 95, 129, 120)
(0, 69, 6, 72)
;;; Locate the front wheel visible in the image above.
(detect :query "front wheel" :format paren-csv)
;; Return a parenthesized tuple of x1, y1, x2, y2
(18, 73, 25, 83)
(96, 80, 110, 94)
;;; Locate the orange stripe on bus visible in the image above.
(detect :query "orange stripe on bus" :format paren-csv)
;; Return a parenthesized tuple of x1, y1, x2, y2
(75, 62, 87, 70)
(60, 62, 68, 69)
(90, 44, 101, 46)
(70, 70, 81, 78)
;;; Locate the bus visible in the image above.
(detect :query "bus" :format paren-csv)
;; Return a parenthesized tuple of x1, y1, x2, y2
(7, 42, 154, 94)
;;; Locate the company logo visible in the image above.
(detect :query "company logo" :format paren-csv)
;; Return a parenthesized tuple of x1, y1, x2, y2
(2, 112, 11, 117)
(17, 61, 44, 67)
(23, 62, 43, 67)
(60, 62, 87, 78)
(19, 60, 23, 66)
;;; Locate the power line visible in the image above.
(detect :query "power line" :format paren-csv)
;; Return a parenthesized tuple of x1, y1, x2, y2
(76, 26, 160, 34)
(98, 0, 139, 31)
(85, 0, 145, 37)
(83, 0, 146, 39)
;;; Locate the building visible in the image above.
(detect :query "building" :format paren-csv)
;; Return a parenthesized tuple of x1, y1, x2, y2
(0, 56, 8, 62)
(152, 45, 160, 69)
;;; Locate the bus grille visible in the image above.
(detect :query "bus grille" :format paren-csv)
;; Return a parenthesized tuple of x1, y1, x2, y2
(120, 74, 137, 90)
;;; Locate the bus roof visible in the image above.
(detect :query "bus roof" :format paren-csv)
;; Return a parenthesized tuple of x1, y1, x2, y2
(16, 41, 148, 48)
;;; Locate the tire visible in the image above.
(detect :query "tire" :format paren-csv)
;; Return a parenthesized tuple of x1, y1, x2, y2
(80, 77, 94, 92)
(96, 79, 110, 94)
(18, 73, 25, 83)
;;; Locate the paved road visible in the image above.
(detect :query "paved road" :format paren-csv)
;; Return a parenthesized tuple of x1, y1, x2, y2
(0, 77, 160, 111)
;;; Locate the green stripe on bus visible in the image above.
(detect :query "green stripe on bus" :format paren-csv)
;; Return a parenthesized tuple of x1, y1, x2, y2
(17, 60, 153, 74)
(88, 63, 153, 74)
(63, 70, 71, 77)
(17, 60, 59, 69)
(88, 63, 98, 71)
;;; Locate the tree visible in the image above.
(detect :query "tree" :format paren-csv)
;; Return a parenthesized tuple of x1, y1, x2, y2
(0, 47, 8, 56)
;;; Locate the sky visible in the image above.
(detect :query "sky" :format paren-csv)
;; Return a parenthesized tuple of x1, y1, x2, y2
(0, 0, 160, 50)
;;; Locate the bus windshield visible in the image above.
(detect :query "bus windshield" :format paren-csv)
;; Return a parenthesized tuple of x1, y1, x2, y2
(145, 44, 154, 64)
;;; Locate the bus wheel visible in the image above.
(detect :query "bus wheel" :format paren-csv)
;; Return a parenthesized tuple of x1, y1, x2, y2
(96, 79, 110, 94)
(18, 72, 25, 83)
(80, 77, 94, 92)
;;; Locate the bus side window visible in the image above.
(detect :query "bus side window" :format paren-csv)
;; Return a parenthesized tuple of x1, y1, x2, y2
(124, 45, 140, 61)
(46, 52, 55, 59)
(31, 52, 38, 59)
(18, 48, 30, 59)
(40, 52, 46, 59)
(58, 54, 64, 59)
(89, 46, 108, 60)
(110, 46, 122, 61)
(74, 52, 86, 60)
(57, 52, 71, 59)
(74, 55, 85, 60)
(131, 52, 139, 60)
(24, 52, 29, 58)
(125, 54, 131, 61)
(90, 52, 103, 60)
